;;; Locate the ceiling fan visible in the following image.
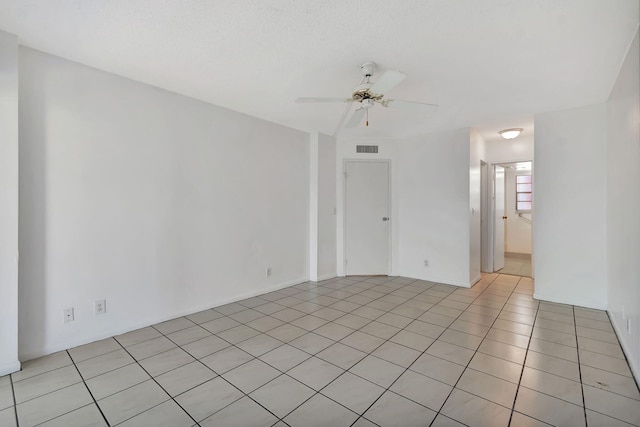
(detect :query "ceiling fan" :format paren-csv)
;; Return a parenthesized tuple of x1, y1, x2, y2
(296, 62, 438, 133)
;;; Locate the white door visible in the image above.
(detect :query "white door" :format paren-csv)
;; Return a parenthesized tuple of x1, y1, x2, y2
(345, 161, 390, 275)
(494, 165, 506, 271)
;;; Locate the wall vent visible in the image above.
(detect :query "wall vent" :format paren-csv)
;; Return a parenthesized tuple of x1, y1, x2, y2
(356, 145, 379, 154)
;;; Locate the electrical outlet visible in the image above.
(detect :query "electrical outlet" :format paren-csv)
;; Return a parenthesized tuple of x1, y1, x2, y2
(63, 308, 74, 323)
(94, 299, 106, 316)
(424, 259, 429, 267)
(266, 267, 272, 277)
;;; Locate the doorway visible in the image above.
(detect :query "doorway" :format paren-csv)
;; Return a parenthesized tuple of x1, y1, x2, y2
(344, 160, 390, 275)
(484, 161, 533, 277)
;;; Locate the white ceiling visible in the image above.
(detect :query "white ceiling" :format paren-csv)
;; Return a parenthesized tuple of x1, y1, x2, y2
(0, 1, 638, 140)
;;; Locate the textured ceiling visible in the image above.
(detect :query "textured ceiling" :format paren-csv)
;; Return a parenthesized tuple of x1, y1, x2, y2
(0, 0, 638, 140)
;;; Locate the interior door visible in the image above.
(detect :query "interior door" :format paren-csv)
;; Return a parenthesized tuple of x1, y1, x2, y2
(345, 161, 390, 275)
(494, 165, 506, 271)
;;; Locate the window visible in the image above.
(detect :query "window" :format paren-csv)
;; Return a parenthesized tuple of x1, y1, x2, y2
(516, 175, 532, 211)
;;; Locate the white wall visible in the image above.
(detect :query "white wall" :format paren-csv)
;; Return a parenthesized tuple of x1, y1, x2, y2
(485, 135, 534, 164)
(397, 128, 473, 286)
(607, 29, 639, 378)
(505, 167, 532, 254)
(337, 132, 476, 287)
(534, 104, 608, 309)
(317, 133, 337, 280)
(0, 30, 20, 375)
(469, 130, 486, 284)
(18, 48, 310, 360)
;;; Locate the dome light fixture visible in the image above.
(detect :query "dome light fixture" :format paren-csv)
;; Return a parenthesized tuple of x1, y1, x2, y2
(499, 128, 523, 140)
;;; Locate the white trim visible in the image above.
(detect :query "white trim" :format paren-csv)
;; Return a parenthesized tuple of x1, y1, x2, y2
(342, 159, 392, 276)
(533, 292, 607, 311)
(608, 312, 640, 382)
(315, 273, 337, 282)
(309, 132, 319, 281)
(470, 275, 482, 286)
(480, 161, 491, 273)
(0, 360, 20, 376)
(492, 164, 505, 272)
(400, 274, 473, 288)
(19, 277, 309, 361)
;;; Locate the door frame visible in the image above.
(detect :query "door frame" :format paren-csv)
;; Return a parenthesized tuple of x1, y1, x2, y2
(480, 161, 491, 272)
(342, 159, 392, 276)
(493, 164, 506, 272)
(483, 160, 535, 276)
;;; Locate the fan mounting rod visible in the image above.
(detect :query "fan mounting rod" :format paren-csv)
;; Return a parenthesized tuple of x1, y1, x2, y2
(360, 62, 376, 78)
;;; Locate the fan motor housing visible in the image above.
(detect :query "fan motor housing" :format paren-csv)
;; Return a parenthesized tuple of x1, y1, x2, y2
(352, 83, 383, 102)
(360, 62, 376, 77)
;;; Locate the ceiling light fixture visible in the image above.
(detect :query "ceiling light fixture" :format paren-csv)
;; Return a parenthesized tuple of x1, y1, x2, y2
(499, 128, 523, 140)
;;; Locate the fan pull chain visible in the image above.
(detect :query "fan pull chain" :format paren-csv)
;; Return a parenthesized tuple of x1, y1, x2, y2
(366, 109, 369, 127)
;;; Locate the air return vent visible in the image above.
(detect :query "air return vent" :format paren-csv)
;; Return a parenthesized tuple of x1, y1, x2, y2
(356, 145, 379, 154)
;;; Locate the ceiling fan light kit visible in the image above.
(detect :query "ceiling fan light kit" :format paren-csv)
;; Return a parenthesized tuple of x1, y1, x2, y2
(498, 128, 523, 140)
(295, 61, 438, 132)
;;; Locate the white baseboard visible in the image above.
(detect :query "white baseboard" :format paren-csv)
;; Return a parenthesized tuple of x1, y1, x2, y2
(399, 273, 473, 288)
(533, 292, 607, 310)
(315, 273, 337, 282)
(470, 275, 482, 286)
(19, 276, 310, 362)
(0, 360, 21, 376)
(608, 311, 640, 383)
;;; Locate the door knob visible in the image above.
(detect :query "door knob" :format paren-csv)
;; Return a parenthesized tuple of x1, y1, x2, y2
(502, 216, 508, 220)
(382, 217, 389, 221)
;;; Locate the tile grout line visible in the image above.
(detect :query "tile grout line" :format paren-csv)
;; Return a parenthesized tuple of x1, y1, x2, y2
(138, 276, 418, 425)
(14, 274, 632, 427)
(604, 310, 640, 394)
(264, 277, 446, 424)
(572, 306, 589, 427)
(348, 284, 487, 426)
(426, 274, 521, 426)
(14, 364, 113, 426)
(148, 324, 291, 426)
(249, 277, 430, 425)
(511, 302, 618, 425)
(7, 276, 498, 426)
(116, 276, 426, 425)
(338, 285, 469, 425)
(330, 277, 496, 426)
(9, 372, 19, 427)
(244, 277, 456, 424)
(506, 288, 541, 426)
(110, 338, 202, 427)
(100, 277, 369, 362)
(64, 350, 111, 426)
(568, 310, 640, 425)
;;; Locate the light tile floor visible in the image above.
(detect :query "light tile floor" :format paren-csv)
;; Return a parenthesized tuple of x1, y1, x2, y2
(498, 256, 532, 277)
(1, 273, 639, 426)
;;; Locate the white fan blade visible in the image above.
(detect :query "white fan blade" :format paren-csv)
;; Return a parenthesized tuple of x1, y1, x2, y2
(385, 99, 439, 112)
(333, 102, 354, 136)
(369, 70, 407, 95)
(346, 108, 366, 128)
(295, 97, 351, 103)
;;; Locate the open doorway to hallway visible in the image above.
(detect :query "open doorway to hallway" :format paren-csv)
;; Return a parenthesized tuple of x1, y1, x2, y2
(495, 161, 533, 277)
